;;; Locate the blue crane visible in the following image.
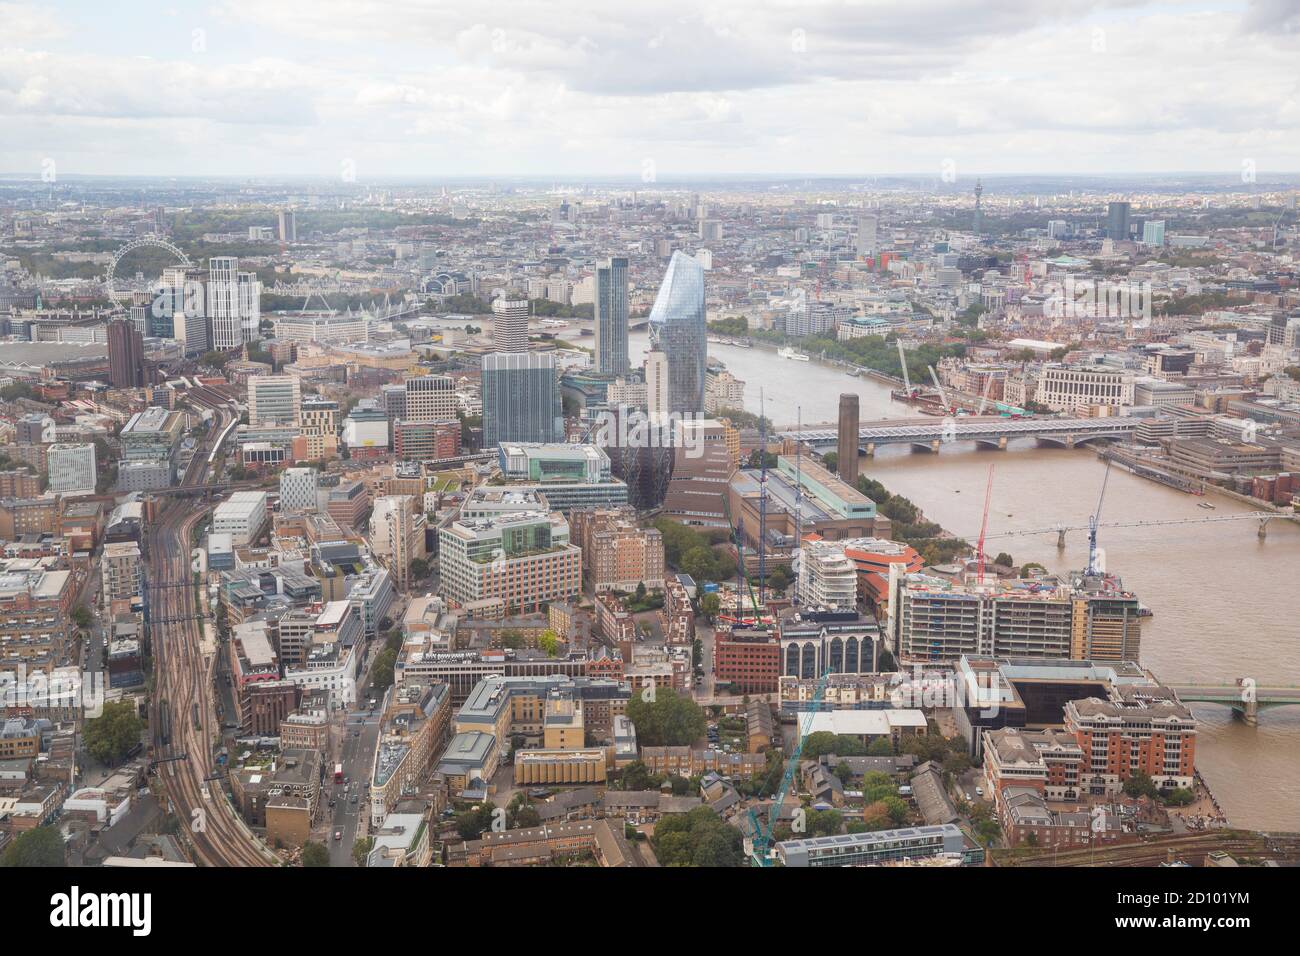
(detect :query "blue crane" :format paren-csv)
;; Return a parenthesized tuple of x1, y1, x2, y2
(748, 663, 834, 866)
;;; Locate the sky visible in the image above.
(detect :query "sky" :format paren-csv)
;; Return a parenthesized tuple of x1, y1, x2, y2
(2, 0, 1300, 180)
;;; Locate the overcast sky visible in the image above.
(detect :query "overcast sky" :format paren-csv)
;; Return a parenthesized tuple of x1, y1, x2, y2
(3, 0, 1299, 180)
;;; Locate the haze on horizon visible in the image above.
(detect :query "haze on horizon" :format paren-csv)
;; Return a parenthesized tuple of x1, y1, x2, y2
(3, 0, 1300, 180)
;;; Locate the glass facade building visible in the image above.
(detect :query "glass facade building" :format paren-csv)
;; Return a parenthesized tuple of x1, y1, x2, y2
(595, 256, 629, 376)
(647, 251, 707, 415)
(482, 352, 563, 448)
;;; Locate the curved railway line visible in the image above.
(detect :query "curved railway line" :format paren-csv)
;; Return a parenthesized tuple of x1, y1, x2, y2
(147, 391, 275, 867)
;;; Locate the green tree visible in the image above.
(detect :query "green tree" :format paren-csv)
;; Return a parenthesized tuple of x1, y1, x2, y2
(1124, 772, 1160, 800)
(536, 629, 560, 658)
(0, 826, 66, 867)
(821, 451, 838, 474)
(83, 700, 143, 765)
(993, 552, 1014, 568)
(867, 737, 895, 756)
(409, 557, 430, 580)
(71, 604, 93, 629)
(301, 842, 330, 867)
(653, 806, 743, 867)
(698, 592, 721, 618)
(352, 836, 374, 866)
(370, 646, 397, 693)
(626, 688, 706, 747)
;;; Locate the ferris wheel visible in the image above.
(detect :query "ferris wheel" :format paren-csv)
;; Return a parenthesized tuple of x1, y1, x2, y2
(104, 236, 192, 303)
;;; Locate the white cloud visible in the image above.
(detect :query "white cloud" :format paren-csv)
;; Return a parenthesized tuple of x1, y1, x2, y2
(1, 0, 1298, 176)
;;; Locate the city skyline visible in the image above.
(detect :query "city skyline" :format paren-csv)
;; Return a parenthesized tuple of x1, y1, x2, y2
(4, 1, 1300, 179)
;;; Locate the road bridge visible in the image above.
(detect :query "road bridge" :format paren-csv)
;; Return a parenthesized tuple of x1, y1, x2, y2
(1168, 680, 1300, 727)
(780, 415, 1139, 454)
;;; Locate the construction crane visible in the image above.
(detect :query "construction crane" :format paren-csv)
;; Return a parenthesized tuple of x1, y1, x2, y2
(896, 340, 911, 391)
(1086, 459, 1113, 575)
(758, 388, 768, 606)
(976, 463, 995, 584)
(748, 664, 833, 866)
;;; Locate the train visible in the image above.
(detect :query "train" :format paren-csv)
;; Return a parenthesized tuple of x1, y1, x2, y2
(192, 703, 200, 732)
(157, 700, 171, 748)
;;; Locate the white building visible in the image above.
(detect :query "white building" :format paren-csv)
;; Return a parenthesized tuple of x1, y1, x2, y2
(795, 540, 859, 611)
(247, 374, 302, 427)
(404, 374, 456, 423)
(279, 467, 319, 513)
(47, 443, 97, 495)
(645, 349, 670, 422)
(207, 256, 260, 349)
(1036, 364, 1135, 413)
(212, 490, 269, 546)
(491, 298, 529, 353)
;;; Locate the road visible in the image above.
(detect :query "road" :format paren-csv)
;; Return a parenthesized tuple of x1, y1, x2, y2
(147, 395, 275, 867)
(326, 710, 383, 866)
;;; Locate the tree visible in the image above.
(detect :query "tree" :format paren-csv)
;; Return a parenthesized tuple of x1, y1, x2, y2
(698, 593, 721, 619)
(0, 826, 65, 867)
(71, 604, 93, 630)
(626, 688, 706, 747)
(680, 545, 718, 583)
(456, 802, 497, 841)
(409, 557, 430, 580)
(536, 629, 560, 658)
(1020, 562, 1048, 578)
(83, 701, 143, 765)
(1123, 772, 1160, 800)
(635, 582, 647, 602)
(653, 806, 743, 867)
(821, 451, 838, 474)
(301, 842, 330, 867)
(993, 552, 1014, 568)
(352, 836, 374, 867)
(867, 737, 895, 756)
(370, 646, 397, 693)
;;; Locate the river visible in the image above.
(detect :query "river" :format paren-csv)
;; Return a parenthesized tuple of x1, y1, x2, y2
(630, 331, 1300, 830)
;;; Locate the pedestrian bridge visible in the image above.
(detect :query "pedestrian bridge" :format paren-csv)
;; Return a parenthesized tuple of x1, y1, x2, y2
(1169, 681, 1300, 727)
(779, 415, 1139, 454)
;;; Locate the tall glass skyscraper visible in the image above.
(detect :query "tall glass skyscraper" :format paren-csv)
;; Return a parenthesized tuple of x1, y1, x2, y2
(482, 352, 563, 447)
(595, 256, 629, 376)
(647, 250, 707, 414)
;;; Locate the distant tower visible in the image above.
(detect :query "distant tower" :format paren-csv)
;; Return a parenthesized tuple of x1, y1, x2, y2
(837, 393, 860, 485)
(973, 179, 984, 235)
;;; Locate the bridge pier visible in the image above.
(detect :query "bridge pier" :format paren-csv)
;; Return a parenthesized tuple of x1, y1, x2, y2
(864, 442, 875, 457)
(931, 440, 941, 454)
(1235, 700, 1259, 727)
(1057, 529, 1067, 549)
(1259, 517, 1269, 541)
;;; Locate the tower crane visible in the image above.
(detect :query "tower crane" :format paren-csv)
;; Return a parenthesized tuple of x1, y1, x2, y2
(976, 464, 995, 584)
(748, 663, 833, 866)
(1086, 459, 1113, 575)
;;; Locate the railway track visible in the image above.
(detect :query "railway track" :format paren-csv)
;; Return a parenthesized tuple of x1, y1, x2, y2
(148, 396, 275, 867)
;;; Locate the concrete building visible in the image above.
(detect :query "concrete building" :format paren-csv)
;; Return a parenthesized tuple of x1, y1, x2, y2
(404, 374, 456, 423)
(369, 495, 427, 592)
(491, 298, 529, 353)
(47, 443, 96, 496)
(438, 511, 581, 613)
(212, 491, 269, 546)
(279, 467, 319, 513)
(247, 374, 302, 427)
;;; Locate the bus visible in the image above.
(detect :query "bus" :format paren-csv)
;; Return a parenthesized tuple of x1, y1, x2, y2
(334, 763, 344, 784)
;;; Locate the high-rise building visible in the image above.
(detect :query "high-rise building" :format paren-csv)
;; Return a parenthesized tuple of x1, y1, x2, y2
(247, 374, 302, 427)
(645, 349, 670, 421)
(278, 209, 297, 243)
(594, 256, 630, 376)
(369, 495, 427, 592)
(404, 374, 456, 422)
(647, 251, 707, 415)
(101, 541, 144, 614)
(481, 352, 562, 447)
(107, 318, 147, 388)
(1107, 201, 1132, 241)
(1142, 220, 1166, 246)
(47, 443, 97, 495)
(279, 467, 319, 513)
(837, 393, 860, 485)
(856, 214, 878, 257)
(491, 298, 529, 353)
(208, 257, 261, 349)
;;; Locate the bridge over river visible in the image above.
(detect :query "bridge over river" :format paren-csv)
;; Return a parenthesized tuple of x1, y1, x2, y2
(780, 415, 1139, 454)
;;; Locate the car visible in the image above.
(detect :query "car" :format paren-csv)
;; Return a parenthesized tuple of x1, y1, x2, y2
(975, 786, 984, 797)
(333, 830, 342, 841)
(350, 794, 358, 804)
